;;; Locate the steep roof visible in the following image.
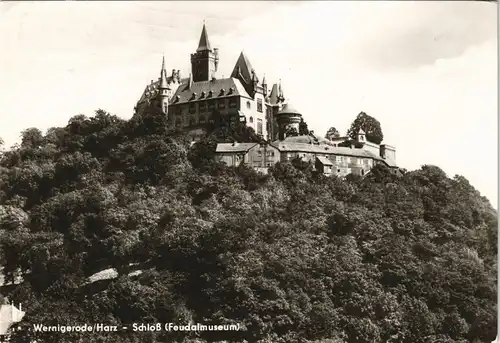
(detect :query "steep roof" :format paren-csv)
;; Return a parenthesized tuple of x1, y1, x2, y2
(171, 77, 252, 105)
(197, 23, 212, 52)
(138, 77, 252, 105)
(159, 55, 169, 90)
(230, 51, 254, 84)
(216, 142, 258, 153)
(269, 84, 279, 105)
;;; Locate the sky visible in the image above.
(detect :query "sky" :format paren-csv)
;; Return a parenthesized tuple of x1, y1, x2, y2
(0, 1, 497, 207)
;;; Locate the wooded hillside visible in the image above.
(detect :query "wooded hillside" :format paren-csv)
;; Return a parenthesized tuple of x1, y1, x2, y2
(0, 110, 496, 343)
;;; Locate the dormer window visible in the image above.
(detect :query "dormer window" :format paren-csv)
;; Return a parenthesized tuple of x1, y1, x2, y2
(208, 90, 213, 97)
(190, 93, 197, 100)
(228, 87, 234, 95)
(175, 95, 180, 102)
(220, 89, 225, 96)
(201, 91, 206, 98)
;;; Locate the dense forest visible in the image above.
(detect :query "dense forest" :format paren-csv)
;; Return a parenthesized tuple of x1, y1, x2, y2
(0, 109, 496, 343)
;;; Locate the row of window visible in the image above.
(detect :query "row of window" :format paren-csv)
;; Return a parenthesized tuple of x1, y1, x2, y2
(172, 99, 239, 115)
(174, 114, 208, 127)
(288, 153, 372, 165)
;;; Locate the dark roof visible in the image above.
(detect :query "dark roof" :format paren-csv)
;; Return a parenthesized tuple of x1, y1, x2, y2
(216, 143, 258, 153)
(230, 52, 254, 84)
(197, 23, 212, 52)
(316, 156, 333, 166)
(269, 84, 279, 105)
(171, 77, 251, 105)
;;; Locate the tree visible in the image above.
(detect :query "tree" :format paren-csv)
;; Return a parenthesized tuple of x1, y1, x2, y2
(325, 127, 341, 140)
(285, 126, 299, 137)
(346, 112, 384, 144)
(20, 128, 44, 149)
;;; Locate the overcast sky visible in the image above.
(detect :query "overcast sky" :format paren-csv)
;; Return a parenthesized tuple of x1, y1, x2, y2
(0, 1, 497, 207)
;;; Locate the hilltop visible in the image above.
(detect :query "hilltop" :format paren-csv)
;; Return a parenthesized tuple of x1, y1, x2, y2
(0, 110, 497, 343)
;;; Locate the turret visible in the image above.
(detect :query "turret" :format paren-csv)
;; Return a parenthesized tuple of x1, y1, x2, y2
(278, 79, 285, 103)
(158, 54, 170, 115)
(277, 103, 302, 140)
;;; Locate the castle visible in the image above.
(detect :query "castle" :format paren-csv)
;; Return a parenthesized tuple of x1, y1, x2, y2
(135, 23, 397, 176)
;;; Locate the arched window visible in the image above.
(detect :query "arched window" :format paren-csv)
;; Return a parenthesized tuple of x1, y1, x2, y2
(246, 101, 251, 109)
(249, 116, 254, 123)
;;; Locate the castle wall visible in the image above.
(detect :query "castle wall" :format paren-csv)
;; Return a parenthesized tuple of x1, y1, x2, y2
(362, 141, 380, 156)
(380, 144, 396, 161)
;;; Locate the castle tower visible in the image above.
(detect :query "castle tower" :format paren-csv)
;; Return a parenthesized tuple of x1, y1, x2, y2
(357, 128, 366, 142)
(191, 23, 218, 82)
(158, 55, 170, 115)
(262, 75, 268, 98)
(277, 103, 303, 140)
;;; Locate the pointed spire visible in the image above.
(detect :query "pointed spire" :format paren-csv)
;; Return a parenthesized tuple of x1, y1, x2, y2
(251, 69, 258, 83)
(197, 22, 212, 52)
(188, 73, 193, 89)
(231, 51, 254, 83)
(159, 54, 169, 90)
(278, 79, 285, 102)
(262, 74, 267, 86)
(269, 84, 279, 105)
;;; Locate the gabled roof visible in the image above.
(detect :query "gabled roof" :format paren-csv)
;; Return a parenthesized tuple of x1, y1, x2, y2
(197, 23, 212, 52)
(230, 51, 254, 84)
(171, 77, 252, 104)
(216, 142, 258, 153)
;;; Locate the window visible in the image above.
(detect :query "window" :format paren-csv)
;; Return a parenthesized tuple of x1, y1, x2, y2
(199, 115, 206, 123)
(229, 99, 237, 108)
(189, 104, 196, 114)
(336, 156, 342, 163)
(257, 98, 263, 113)
(218, 100, 226, 109)
(257, 119, 263, 135)
(199, 102, 207, 111)
(246, 101, 251, 109)
(208, 101, 215, 110)
(249, 116, 254, 123)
